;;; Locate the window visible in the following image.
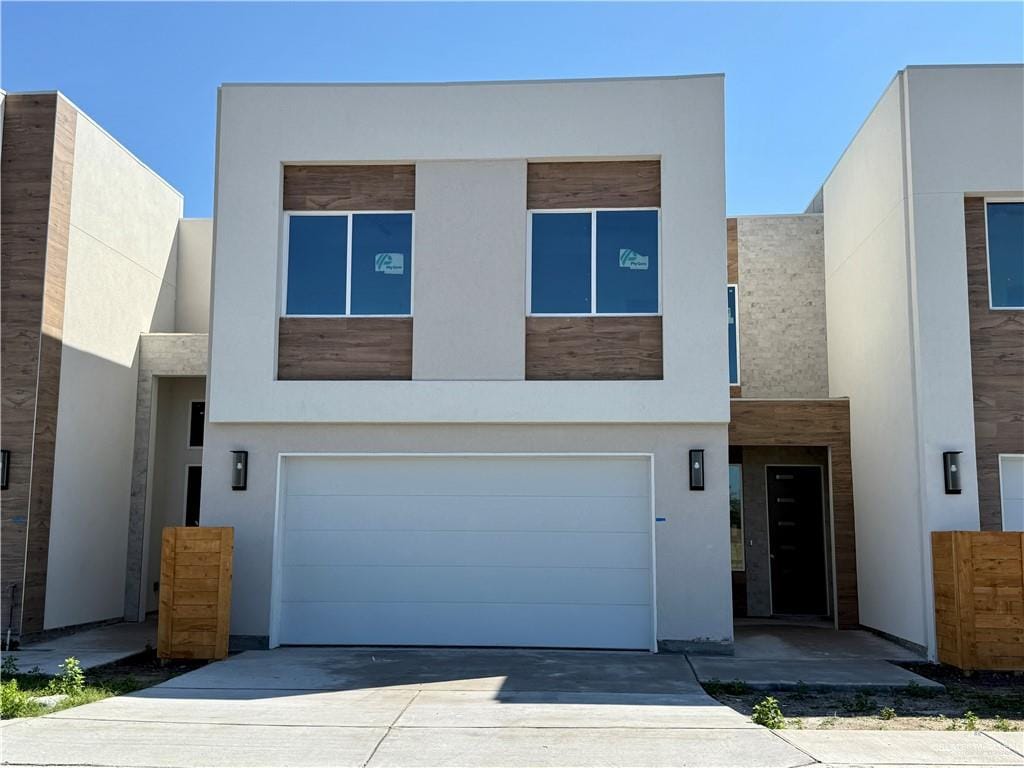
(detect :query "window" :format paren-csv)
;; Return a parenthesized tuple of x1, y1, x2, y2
(727, 285, 739, 385)
(284, 212, 412, 316)
(1000, 454, 1024, 532)
(529, 209, 659, 314)
(987, 201, 1024, 309)
(187, 401, 205, 448)
(729, 464, 744, 571)
(184, 465, 202, 527)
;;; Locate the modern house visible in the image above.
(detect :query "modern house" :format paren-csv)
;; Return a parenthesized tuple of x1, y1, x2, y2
(1, 65, 1020, 660)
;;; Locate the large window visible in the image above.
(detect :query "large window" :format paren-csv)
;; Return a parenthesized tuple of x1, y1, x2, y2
(529, 209, 659, 315)
(728, 285, 739, 386)
(987, 201, 1024, 309)
(284, 212, 413, 316)
(729, 464, 744, 571)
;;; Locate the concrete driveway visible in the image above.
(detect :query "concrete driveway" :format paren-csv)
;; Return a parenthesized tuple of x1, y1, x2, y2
(2, 648, 1021, 767)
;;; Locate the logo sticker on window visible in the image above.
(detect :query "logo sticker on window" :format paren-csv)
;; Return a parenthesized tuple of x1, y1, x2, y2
(619, 249, 648, 271)
(375, 253, 405, 275)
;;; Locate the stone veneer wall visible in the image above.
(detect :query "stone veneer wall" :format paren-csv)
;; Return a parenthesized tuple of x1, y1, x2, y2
(735, 215, 828, 399)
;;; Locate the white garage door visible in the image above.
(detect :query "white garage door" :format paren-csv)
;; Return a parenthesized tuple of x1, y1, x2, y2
(275, 455, 654, 649)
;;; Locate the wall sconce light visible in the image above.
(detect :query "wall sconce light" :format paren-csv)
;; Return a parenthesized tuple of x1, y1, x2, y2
(689, 449, 705, 491)
(231, 450, 248, 491)
(943, 451, 962, 495)
(1, 450, 9, 491)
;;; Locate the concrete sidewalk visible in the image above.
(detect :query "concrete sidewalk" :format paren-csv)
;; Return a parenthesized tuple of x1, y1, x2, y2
(1, 619, 156, 676)
(2, 647, 1021, 767)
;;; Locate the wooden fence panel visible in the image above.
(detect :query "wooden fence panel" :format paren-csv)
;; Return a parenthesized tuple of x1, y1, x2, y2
(932, 531, 1024, 671)
(158, 527, 233, 660)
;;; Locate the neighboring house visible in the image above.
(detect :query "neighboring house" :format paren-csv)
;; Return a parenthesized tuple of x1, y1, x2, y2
(1, 65, 1020, 661)
(0, 91, 212, 640)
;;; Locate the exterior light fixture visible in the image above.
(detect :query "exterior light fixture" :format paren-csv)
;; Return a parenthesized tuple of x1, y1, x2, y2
(231, 451, 248, 491)
(689, 449, 705, 491)
(1, 450, 9, 491)
(943, 451, 962, 495)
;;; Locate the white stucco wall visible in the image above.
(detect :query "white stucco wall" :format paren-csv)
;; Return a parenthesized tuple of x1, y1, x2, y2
(44, 101, 184, 629)
(175, 218, 213, 334)
(209, 77, 727, 423)
(822, 76, 928, 648)
(200, 422, 732, 646)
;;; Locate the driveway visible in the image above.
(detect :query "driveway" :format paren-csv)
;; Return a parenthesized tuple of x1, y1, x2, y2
(2, 648, 1021, 767)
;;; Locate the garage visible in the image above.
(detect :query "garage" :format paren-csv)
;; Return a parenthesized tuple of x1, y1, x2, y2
(273, 454, 655, 649)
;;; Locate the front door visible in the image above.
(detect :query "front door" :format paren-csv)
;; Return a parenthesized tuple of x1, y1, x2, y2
(767, 466, 827, 616)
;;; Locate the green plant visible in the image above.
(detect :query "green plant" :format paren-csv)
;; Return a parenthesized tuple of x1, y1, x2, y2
(1, 654, 18, 678)
(703, 679, 750, 696)
(818, 715, 838, 730)
(878, 706, 897, 721)
(752, 696, 786, 729)
(962, 710, 979, 731)
(845, 692, 876, 713)
(992, 717, 1018, 732)
(1, 680, 41, 719)
(47, 657, 85, 696)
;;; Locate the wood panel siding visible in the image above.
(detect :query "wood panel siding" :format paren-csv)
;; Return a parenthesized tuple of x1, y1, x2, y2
(729, 399, 859, 628)
(932, 531, 1024, 671)
(0, 94, 75, 636)
(282, 165, 415, 211)
(277, 317, 413, 380)
(964, 197, 1024, 531)
(158, 527, 233, 660)
(526, 161, 660, 209)
(525, 316, 663, 380)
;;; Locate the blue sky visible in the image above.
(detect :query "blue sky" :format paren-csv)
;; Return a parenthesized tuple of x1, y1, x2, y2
(3, 2, 1021, 217)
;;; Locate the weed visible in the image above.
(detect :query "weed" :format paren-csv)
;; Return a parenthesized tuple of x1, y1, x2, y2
(901, 681, 939, 699)
(1, 654, 18, 678)
(752, 696, 786, 729)
(47, 657, 84, 696)
(992, 717, 1018, 732)
(878, 706, 897, 721)
(844, 692, 876, 713)
(791, 681, 811, 700)
(818, 716, 838, 730)
(962, 710, 979, 731)
(1, 680, 42, 719)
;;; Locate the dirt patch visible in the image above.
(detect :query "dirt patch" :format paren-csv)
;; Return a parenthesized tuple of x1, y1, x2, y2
(704, 664, 1024, 731)
(85, 648, 209, 688)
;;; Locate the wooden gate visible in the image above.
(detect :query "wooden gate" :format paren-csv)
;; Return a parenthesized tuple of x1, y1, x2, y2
(158, 527, 233, 660)
(932, 531, 1024, 671)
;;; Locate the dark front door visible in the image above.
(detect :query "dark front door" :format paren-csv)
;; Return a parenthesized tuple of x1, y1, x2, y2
(767, 466, 827, 616)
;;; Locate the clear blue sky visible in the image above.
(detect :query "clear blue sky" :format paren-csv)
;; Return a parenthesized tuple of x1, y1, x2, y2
(3, 2, 1021, 217)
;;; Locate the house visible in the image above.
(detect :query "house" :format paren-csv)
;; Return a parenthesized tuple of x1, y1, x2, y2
(0, 91, 211, 639)
(1, 65, 1020, 660)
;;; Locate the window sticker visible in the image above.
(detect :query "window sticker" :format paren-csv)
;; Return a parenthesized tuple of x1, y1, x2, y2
(375, 252, 405, 275)
(618, 248, 648, 271)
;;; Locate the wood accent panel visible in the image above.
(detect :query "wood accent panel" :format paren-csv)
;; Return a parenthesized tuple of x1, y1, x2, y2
(158, 527, 233, 660)
(0, 94, 75, 636)
(283, 165, 415, 211)
(277, 317, 413, 380)
(729, 399, 859, 628)
(932, 531, 1024, 671)
(527, 161, 660, 209)
(525, 316, 663, 380)
(964, 197, 1024, 531)
(727, 217, 738, 283)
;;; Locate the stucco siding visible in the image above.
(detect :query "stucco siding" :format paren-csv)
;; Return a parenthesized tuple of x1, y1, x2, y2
(735, 215, 828, 398)
(175, 218, 213, 334)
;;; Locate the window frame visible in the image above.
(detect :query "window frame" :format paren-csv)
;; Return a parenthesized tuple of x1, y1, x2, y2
(186, 400, 205, 449)
(728, 284, 740, 386)
(281, 210, 415, 318)
(526, 207, 662, 317)
(728, 462, 744, 572)
(983, 196, 1024, 311)
(998, 453, 1024, 532)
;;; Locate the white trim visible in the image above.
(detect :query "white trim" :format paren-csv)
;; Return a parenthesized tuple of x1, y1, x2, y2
(186, 400, 205, 449)
(998, 453, 1024, 532)
(763, 464, 830, 619)
(183, 464, 202, 524)
(728, 284, 740, 386)
(281, 210, 415, 318)
(526, 207, 662, 317)
(983, 197, 1024, 311)
(269, 451, 658, 652)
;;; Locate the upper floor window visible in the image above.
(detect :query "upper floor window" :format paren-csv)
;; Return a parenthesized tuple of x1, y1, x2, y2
(284, 212, 413, 316)
(727, 285, 739, 386)
(529, 209, 659, 315)
(987, 201, 1024, 309)
(187, 401, 205, 448)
